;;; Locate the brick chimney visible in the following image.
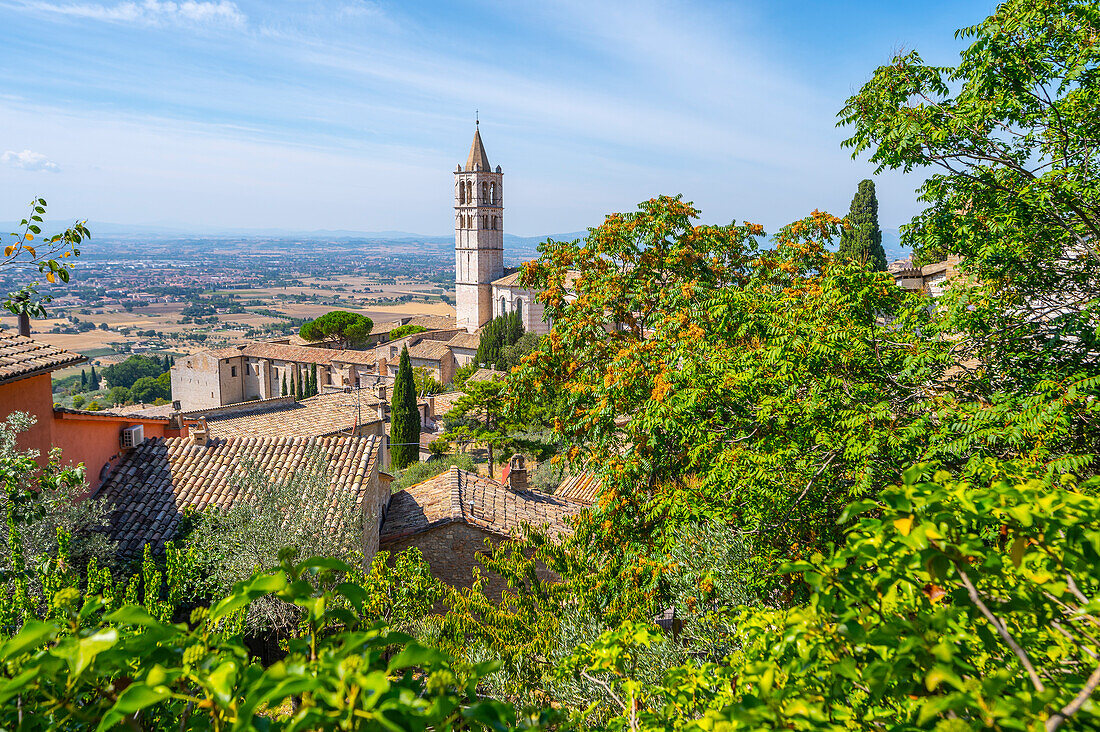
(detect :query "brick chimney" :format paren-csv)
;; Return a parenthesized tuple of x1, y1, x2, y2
(505, 454, 528, 493)
(17, 313, 30, 337)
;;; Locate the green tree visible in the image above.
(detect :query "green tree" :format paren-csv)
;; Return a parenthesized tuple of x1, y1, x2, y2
(299, 310, 373, 349)
(101, 355, 163, 390)
(281, 372, 288, 397)
(475, 311, 525, 370)
(390, 346, 420, 470)
(839, 0, 1100, 381)
(413, 367, 444, 396)
(310, 363, 319, 397)
(107, 386, 131, 406)
(88, 366, 99, 390)
(837, 178, 886, 270)
(131, 374, 170, 403)
(444, 378, 509, 477)
(389, 323, 427, 340)
(79, 369, 86, 390)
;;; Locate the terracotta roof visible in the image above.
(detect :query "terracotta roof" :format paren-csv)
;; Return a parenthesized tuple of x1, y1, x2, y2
(203, 391, 383, 439)
(469, 368, 506, 382)
(556, 472, 601, 505)
(104, 403, 177, 419)
(53, 407, 171, 423)
(381, 466, 579, 544)
(191, 341, 374, 367)
(430, 391, 466, 417)
(447, 332, 481, 350)
(465, 126, 491, 171)
(97, 434, 380, 559)
(0, 331, 85, 385)
(491, 270, 523, 288)
(407, 339, 453, 362)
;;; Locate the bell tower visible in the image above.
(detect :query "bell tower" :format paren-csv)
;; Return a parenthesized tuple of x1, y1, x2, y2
(455, 122, 504, 333)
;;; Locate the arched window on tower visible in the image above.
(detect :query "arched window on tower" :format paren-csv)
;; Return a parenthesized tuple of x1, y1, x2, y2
(491, 216, 497, 230)
(465, 181, 472, 203)
(489, 182, 496, 205)
(482, 215, 488, 229)
(459, 182, 466, 205)
(481, 182, 488, 203)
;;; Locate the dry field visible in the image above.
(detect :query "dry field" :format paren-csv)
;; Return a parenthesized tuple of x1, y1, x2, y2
(2, 274, 456, 360)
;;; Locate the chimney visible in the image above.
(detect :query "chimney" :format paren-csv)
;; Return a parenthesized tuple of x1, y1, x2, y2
(17, 313, 30, 337)
(376, 382, 387, 402)
(377, 401, 386, 422)
(192, 418, 209, 446)
(506, 454, 528, 493)
(428, 396, 436, 419)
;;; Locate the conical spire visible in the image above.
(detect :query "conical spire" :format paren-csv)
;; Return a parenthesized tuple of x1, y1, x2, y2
(465, 124, 491, 171)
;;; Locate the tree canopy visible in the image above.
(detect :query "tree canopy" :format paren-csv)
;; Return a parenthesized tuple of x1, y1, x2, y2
(101, 355, 166, 390)
(298, 310, 373, 349)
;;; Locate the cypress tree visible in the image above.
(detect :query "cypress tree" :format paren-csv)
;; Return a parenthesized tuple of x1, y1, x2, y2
(390, 346, 420, 470)
(80, 369, 87, 389)
(310, 364, 318, 396)
(89, 366, 99, 389)
(838, 179, 887, 271)
(162, 354, 170, 372)
(281, 372, 288, 397)
(291, 371, 299, 399)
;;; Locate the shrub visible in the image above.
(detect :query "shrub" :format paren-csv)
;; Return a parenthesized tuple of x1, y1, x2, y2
(392, 453, 476, 492)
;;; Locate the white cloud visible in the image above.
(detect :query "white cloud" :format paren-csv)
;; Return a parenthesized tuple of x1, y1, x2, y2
(25, 0, 245, 27)
(1, 149, 61, 172)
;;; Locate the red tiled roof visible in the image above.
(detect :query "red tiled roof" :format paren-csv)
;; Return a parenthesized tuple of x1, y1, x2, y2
(203, 391, 383, 439)
(380, 466, 579, 544)
(556, 471, 601, 505)
(0, 331, 85, 385)
(97, 434, 380, 559)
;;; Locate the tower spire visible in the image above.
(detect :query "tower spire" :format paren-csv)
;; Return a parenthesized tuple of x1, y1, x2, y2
(465, 124, 490, 171)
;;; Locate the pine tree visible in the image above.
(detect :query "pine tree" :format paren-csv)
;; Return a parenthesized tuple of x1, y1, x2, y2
(281, 372, 288, 397)
(838, 179, 887, 271)
(390, 346, 420, 470)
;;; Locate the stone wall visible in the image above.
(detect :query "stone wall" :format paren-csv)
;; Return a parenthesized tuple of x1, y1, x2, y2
(171, 352, 241, 411)
(382, 523, 559, 602)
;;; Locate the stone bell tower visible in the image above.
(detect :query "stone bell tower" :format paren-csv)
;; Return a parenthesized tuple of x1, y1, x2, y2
(455, 123, 504, 333)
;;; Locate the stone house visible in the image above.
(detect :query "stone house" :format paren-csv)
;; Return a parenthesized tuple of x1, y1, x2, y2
(890, 255, 962, 297)
(379, 457, 584, 599)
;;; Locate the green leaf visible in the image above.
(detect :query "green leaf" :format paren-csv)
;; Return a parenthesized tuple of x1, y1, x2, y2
(1, 620, 59, 660)
(388, 642, 446, 671)
(97, 683, 171, 731)
(69, 628, 119, 677)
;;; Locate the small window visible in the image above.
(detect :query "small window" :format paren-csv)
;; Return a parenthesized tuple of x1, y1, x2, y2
(231, 366, 237, 377)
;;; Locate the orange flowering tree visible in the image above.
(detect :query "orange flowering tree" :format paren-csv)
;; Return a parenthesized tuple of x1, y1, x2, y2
(514, 196, 942, 568)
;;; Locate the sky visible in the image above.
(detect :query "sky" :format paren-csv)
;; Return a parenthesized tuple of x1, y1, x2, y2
(0, 0, 997, 237)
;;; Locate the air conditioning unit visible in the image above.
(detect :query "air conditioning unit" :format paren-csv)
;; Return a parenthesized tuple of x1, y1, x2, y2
(120, 425, 145, 450)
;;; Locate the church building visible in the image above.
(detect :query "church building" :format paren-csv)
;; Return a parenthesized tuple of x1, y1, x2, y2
(454, 125, 549, 335)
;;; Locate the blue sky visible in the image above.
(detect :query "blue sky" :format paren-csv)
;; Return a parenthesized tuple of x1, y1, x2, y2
(0, 0, 996, 237)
